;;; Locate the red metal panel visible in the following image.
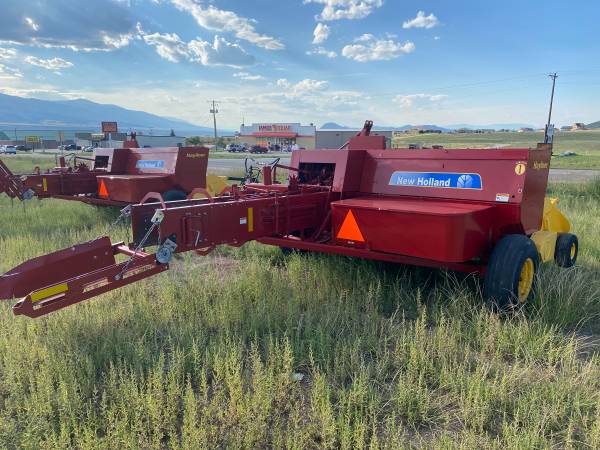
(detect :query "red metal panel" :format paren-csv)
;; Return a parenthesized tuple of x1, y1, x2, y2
(331, 196, 494, 263)
(96, 174, 172, 203)
(359, 148, 532, 203)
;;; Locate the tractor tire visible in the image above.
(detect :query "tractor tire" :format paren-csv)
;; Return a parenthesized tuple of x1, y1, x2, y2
(162, 189, 187, 202)
(483, 234, 540, 310)
(554, 233, 578, 268)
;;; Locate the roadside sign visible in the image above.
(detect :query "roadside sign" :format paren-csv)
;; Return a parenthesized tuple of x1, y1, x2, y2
(91, 133, 106, 140)
(101, 122, 118, 133)
(25, 136, 40, 143)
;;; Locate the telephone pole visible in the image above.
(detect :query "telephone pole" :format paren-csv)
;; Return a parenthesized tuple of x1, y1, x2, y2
(545, 73, 558, 143)
(209, 100, 219, 149)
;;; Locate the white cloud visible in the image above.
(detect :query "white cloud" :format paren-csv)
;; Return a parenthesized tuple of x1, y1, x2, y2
(0, 0, 137, 51)
(24, 56, 74, 70)
(144, 32, 255, 67)
(304, 0, 384, 21)
(403, 11, 440, 29)
(171, 0, 284, 50)
(342, 35, 415, 62)
(233, 72, 265, 81)
(355, 33, 375, 42)
(306, 47, 337, 58)
(143, 32, 190, 62)
(312, 23, 330, 44)
(0, 48, 17, 60)
(434, 36, 441, 40)
(393, 93, 447, 108)
(0, 63, 23, 80)
(24, 17, 39, 32)
(277, 78, 329, 92)
(188, 36, 255, 67)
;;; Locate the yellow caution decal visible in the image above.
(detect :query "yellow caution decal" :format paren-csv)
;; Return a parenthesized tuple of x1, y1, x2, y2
(247, 207, 254, 232)
(31, 283, 68, 303)
(42, 177, 48, 192)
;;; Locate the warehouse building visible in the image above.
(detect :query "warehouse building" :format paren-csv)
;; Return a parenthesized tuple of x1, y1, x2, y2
(239, 123, 316, 149)
(315, 129, 394, 149)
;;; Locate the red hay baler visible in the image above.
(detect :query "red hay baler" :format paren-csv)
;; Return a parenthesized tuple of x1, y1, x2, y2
(0, 146, 227, 206)
(0, 121, 577, 318)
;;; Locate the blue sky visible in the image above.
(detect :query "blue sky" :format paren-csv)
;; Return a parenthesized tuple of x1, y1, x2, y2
(0, 0, 599, 128)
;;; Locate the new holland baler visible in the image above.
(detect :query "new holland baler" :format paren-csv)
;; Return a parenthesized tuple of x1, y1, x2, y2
(0, 146, 228, 206)
(0, 121, 578, 318)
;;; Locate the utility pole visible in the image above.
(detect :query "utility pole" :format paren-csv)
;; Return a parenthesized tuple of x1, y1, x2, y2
(209, 100, 219, 149)
(545, 73, 558, 143)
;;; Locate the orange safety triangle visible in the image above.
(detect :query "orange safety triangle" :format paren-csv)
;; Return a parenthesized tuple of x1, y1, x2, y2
(336, 210, 365, 242)
(98, 180, 109, 197)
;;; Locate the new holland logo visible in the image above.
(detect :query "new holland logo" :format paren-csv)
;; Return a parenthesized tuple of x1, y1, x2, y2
(389, 172, 483, 190)
(136, 160, 165, 169)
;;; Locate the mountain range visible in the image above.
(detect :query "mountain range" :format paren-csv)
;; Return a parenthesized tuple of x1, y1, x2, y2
(0, 93, 596, 135)
(0, 93, 230, 136)
(320, 122, 541, 132)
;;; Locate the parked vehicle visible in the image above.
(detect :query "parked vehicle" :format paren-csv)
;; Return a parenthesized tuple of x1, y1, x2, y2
(268, 144, 281, 152)
(82, 146, 94, 152)
(62, 144, 82, 151)
(15, 145, 32, 152)
(1, 145, 16, 154)
(226, 143, 246, 153)
(248, 145, 268, 154)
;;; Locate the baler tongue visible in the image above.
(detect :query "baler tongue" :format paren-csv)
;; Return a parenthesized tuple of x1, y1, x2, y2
(0, 236, 168, 318)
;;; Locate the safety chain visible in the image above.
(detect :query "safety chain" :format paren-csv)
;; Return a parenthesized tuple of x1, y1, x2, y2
(95, 205, 132, 241)
(115, 209, 164, 280)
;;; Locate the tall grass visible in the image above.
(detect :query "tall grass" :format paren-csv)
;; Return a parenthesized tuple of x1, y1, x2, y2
(0, 179, 599, 448)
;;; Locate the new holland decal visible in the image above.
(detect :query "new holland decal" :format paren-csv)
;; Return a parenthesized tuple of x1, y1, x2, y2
(388, 172, 483, 190)
(136, 160, 165, 169)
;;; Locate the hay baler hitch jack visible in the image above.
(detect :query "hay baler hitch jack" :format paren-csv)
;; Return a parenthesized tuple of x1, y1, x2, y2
(0, 121, 578, 318)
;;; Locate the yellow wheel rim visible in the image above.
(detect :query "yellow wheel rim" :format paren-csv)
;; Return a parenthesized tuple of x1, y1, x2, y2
(570, 242, 577, 259)
(518, 258, 535, 302)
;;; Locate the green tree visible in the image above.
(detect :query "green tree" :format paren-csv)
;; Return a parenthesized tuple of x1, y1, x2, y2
(185, 136, 204, 146)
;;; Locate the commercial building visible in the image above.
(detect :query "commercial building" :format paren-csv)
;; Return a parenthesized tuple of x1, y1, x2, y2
(315, 129, 393, 149)
(239, 123, 316, 149)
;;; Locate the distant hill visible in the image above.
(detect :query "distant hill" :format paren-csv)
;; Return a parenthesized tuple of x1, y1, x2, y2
(320, 122, 447, 132)
(320, 122, 353, 129)
(0, 93, 230, 136)
(447, 123, 537, 131)
(587, 121, 600, 129)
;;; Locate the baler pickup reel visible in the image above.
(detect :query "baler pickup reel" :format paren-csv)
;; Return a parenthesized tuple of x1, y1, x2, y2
(0, 158, 34, 200)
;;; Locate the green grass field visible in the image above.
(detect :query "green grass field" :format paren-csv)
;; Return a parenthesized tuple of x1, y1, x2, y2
(393, 130, 600, 169)
(1, 156, 600, 447)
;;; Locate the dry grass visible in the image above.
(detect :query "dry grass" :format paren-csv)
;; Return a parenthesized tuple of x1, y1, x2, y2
(0, 168, 599, 448)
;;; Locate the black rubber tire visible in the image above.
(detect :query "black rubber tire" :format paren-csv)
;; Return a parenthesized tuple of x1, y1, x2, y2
(483, 234, 540, 310)
(162, 189, 187, 201)
(554, 233, 578, 268)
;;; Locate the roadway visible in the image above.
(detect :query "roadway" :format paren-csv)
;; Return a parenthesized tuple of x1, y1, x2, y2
(208, 158, 599, 183)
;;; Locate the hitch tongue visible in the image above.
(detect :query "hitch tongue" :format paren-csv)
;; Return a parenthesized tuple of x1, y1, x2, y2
(0, 237, 169, 318)
(0, 237, 116, 300)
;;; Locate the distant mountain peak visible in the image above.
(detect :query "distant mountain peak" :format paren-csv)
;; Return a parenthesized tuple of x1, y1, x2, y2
(0, 93, 229, 136)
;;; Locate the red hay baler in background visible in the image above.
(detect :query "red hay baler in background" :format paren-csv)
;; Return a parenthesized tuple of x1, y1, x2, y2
(0, 121, 578, 318)
(0, 146, 227, 206)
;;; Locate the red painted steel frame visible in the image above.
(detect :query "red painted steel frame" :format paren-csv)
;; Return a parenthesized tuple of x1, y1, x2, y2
(0, 122, 553, 318)
(1, 146, 210, 206)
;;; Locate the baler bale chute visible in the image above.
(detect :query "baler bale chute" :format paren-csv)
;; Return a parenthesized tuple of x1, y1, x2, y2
(0, 146, 228, 206)
(0, 120, 578, 318)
